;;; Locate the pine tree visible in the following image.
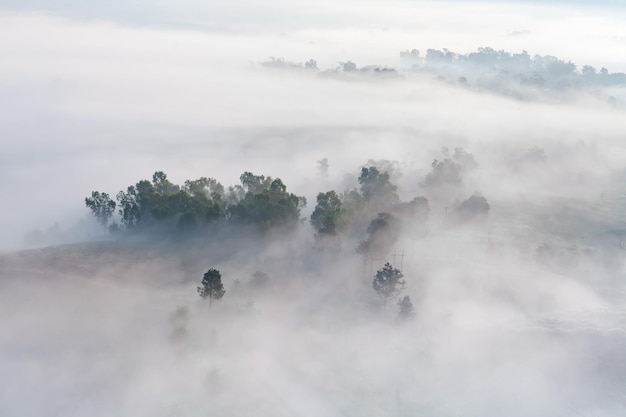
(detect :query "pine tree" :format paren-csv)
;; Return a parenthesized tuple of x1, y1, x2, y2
(198, 268, 226, 306)
(372, 262, 405, 307)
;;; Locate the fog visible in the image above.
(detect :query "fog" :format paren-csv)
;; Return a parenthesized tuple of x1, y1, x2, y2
(1, 1, 626, 416)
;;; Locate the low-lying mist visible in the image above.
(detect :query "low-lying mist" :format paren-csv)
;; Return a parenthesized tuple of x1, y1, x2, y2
(1, 2, 626, 416)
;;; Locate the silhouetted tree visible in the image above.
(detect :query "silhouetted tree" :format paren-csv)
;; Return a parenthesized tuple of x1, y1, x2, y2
(358, 166, 399, 208)
(152, 171, 179, 195)
(116, 186, 140, 229)
(373, 262, 405, 307)
(457, 193, 490, 221)
(229, 173, 306, 230)
(240, 172, 272, 194)
(85, 191, 116, 228)
(311, 191, 343, 237)
(341, 60, 358, 72)
(198, 268, 226, 306)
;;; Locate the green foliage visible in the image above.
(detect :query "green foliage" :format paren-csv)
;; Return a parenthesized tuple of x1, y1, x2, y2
(152, 171, 179, 195)
(372, 262, 406, 307)
(228, 173, 306, 230)
(82, 162, 421, 240)
(240, 172, 272, 194)
(340, 189, 367, 228)
(198, 268, 226, 305)
(85, 191, 116, 228)
(116, 186, 140, 229)
(358, 166, 399, 207)
(311, 191, 343, 237)
(334, 166, 401, 235)
(184, 177, 224, 198)
(114, 172, 227, 231)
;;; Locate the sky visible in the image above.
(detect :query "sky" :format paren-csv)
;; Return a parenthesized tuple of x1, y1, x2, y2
(1, 1, 626, 417)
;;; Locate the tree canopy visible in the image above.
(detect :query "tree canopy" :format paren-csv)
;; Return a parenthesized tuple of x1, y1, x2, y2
(85, 170, 305, 234)
(310, 190, 343, 237)
(372, 262, 406, 307)
(85, 191, 116, 228)
(198, 268, 226, 305)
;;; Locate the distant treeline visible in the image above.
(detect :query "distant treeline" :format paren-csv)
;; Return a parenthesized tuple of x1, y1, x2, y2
(400, 47, 626, 91)
(259, 46, 625, 102)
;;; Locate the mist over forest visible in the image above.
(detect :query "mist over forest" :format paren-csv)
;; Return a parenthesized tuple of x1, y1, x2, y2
(1, 1, 626, 416)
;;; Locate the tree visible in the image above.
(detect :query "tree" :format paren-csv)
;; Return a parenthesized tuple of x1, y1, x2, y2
(228, 172, 306, 230)
(358, 166, 399, 209)
(397, 295, 415, 320)
(198, 268, 226, 306)
(316, 158, 329, 177)
(372, 262, 405, 307)
(422, 158, 463, 188)
(341, 60, 358, 72)
(305, 59, 318, 70)
(240, 172, 271, 194)
(183, 177, 224, 199)
(116, 186, 140, 229)
(310, 191, 343, 237)
(457, 193, 490, 221)
(85, 191, 116, 228)
(581, 65, 597, 76)
(152, 171, 179, 195)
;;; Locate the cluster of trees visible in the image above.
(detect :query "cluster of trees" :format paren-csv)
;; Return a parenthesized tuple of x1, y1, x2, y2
(257, 47, 624, 103)
(86, 154, 490, 252)
(85, 171, 305, 233)
(309, 153, 488, 248)
(258, 57, 401, 79)
(85, 153, 490, 269)
(372, 262, 414, 319)
(310, 165, 431, 259)
(401, 47, 625, 95)
(84, 156, 493, 323)
(260, 47, 626, 88)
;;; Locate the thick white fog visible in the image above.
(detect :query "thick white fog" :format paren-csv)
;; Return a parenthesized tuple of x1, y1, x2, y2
(1, 1, 626, 416)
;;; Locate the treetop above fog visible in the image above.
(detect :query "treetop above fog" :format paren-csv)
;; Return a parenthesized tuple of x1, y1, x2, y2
(84, 153, 490, 247)
(256, 46, 625, 104)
